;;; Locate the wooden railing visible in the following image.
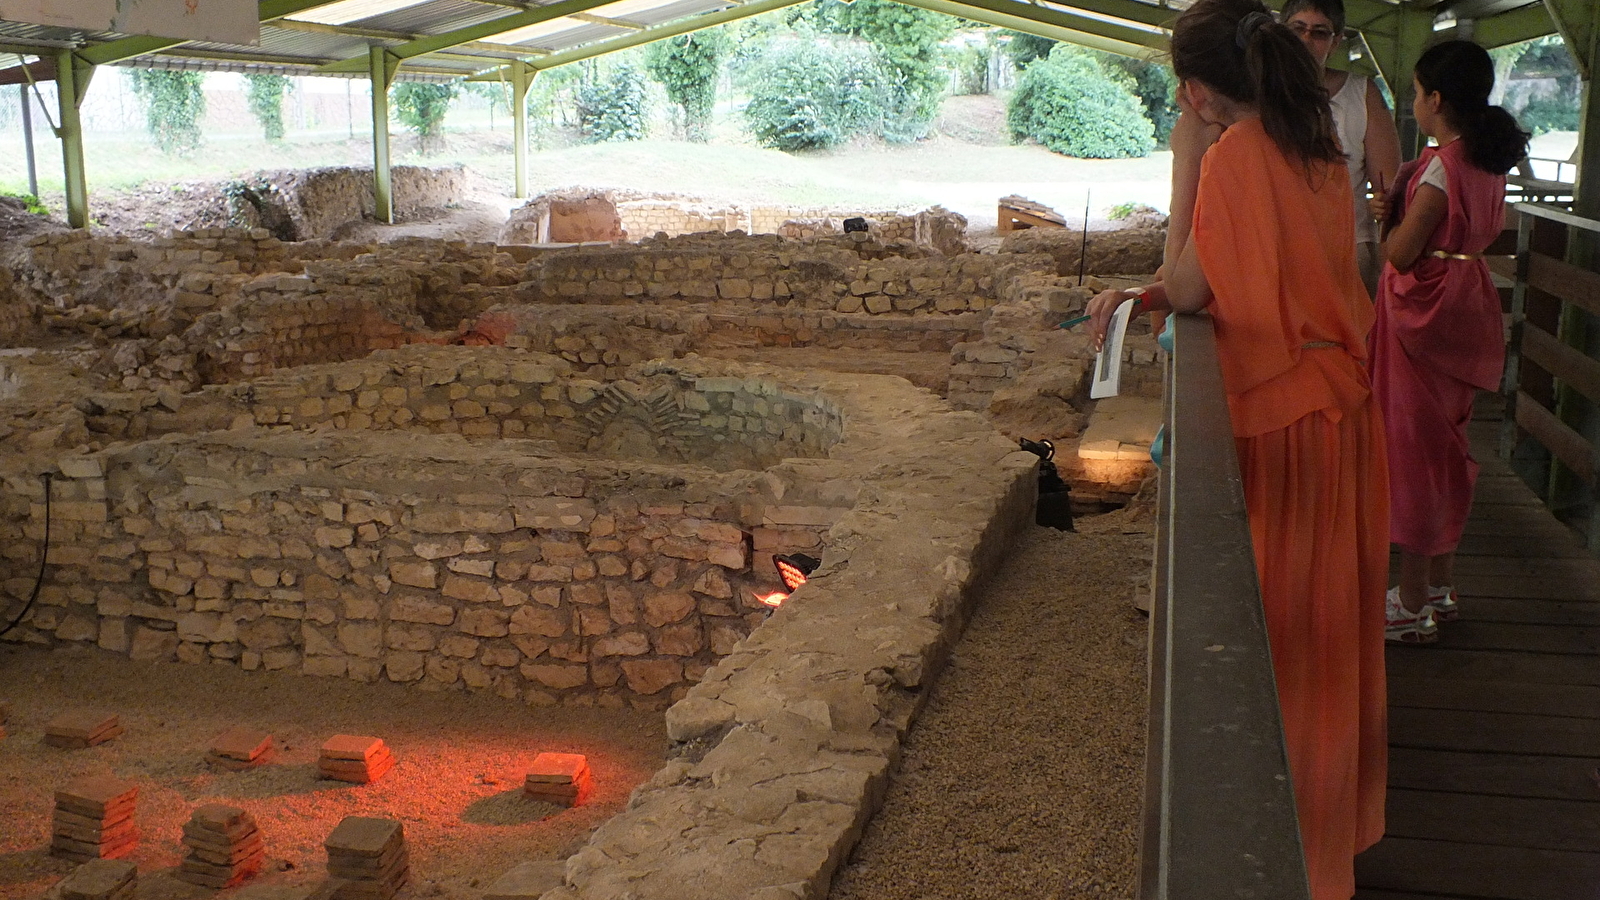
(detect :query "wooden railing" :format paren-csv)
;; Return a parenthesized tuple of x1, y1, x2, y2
(1140, 314, 1310, 899)
(1494, 202, 1600, 552)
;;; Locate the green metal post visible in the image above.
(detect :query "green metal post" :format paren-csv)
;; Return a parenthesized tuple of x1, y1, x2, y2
(54, 50, 93, 230)
(1357, 4, 1434, 156)
(511, 60, 532, 200)
(370, 46, 399, 225)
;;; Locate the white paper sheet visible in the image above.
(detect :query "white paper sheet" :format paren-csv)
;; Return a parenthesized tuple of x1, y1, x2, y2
(1090, 297, 1138, 400)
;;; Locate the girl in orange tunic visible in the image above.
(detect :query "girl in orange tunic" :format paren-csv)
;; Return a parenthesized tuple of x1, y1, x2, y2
(1089, 0, 1388, 896)
(1370, 41, 1529, 638)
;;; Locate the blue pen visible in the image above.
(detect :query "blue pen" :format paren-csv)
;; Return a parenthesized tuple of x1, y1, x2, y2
(1059, 296, 1141, 329)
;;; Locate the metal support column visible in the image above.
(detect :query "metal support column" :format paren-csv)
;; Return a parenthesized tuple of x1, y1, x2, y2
(511, 60, 532, 200)
(1356, 3, 1434, 156)
(53, 49, 93, 230)
(369, 45, 400, 225)
(19, 83, 37, 198)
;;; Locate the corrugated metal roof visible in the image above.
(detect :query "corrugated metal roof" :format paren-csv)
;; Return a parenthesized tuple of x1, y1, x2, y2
(0, 0, 1555, 82)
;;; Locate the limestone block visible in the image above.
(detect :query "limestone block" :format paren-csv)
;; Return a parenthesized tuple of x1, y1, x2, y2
(643, 592, 695, 628)
(521, 664, 588, 690)
(457, 608, 510, 637)
(388, 562, 437, 590)
(620, 660, 683, 695)
(591, 631, 650, 658)
(337, 622, 383, 658)
(384, 652, 425, 683)
(509, 606, 568, 638)
(410, 506, 515, 534)
(513, 499, 597, 532)
(129, 626, 178, 661)
(442, 576, 498, 604)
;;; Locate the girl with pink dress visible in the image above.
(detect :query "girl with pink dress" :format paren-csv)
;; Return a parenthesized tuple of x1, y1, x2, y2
(1371, 40, 1530, 643)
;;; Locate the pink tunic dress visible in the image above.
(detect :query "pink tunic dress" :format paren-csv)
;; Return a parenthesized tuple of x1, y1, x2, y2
(1371, 139, 1507, 557)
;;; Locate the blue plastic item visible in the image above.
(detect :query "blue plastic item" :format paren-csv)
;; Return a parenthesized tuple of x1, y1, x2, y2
(1150, 424, 1166, 469)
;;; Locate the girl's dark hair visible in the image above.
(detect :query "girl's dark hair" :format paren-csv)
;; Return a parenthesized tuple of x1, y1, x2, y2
(1170, 0, 1342, 171)
(1414, 40, 1530, 175)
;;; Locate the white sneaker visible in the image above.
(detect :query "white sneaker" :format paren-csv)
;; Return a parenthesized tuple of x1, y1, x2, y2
(1428, 585, 1459, 622)
(1385, 587, 1439, 644)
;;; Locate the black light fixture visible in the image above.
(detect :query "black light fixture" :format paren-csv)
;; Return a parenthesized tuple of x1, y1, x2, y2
(773, 553, 821, 592)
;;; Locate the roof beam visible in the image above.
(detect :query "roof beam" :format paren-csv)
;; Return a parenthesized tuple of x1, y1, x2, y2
(1028, 0, 1178, 29)
(315, 0, 628, 74)
(901, 0, 1158, 58)
(1545, 0, 1597, 78)
(1470, 2, 1557, 49)
(948, 0, 1166, 50)
(469, 0, 803, 75)
(75, 0, 344, 66)
(569, 12, 648, 30)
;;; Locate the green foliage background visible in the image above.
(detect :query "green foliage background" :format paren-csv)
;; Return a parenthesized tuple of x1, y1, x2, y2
(391, 81, 459, 152)
(576, 60, 651, 142)
(741, 37, 886, 151)
(128, 70, 207, 156)
(243, 73, 290, 143)
(646, 29, 732, 142)
(1007, 47, 1155, 158)
(806, 0, 956, 142)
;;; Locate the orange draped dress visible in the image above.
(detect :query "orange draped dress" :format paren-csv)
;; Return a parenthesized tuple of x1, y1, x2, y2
(1191, 119, 1390, 900)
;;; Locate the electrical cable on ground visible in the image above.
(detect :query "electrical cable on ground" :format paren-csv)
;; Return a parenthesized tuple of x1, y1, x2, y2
(0, 472, 53, 640)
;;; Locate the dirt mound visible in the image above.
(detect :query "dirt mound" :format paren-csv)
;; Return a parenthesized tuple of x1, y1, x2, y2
(0, 197, 69, 264)
(998, 223, 1166, 277)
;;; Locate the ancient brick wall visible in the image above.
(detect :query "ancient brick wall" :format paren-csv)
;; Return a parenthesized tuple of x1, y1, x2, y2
(0, 265, 31, 347)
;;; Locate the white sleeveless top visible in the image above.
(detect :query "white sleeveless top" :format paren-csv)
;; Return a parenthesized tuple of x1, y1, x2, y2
(1330, 73, 1376, 244)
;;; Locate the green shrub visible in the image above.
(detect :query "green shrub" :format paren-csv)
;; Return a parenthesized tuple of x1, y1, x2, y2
(127, 70, 206, 156)
(391, 81, 459, 153)
(576, 61, 651, 143)
(646, 28, 732, 142)
(1106, 55, 1178, 145)
(0, 191, 47, 215)
(812, 0, 954, 142)
(950, 41, 991, 95)
(243, 73, 290, 143)
(1004, 31, 1056, 68)
(1517, 93, 1579, 135)
(742, 38, 887, 151)
(1007, 48, 1155, 159)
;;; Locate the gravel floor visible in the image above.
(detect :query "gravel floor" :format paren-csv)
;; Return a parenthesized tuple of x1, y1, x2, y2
(828, 511, 1154, 900)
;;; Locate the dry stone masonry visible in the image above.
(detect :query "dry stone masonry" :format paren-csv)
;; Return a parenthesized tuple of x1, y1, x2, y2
(0, 192, 1171, 899)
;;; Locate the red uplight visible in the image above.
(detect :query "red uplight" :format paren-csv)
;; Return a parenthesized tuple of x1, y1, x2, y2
(753, 591, 788, 608)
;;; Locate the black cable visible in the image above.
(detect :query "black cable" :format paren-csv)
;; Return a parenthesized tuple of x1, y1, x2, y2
(0, 472, 52, 640)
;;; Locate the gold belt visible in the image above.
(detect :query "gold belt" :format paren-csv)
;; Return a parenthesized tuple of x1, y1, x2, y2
(1429, 250, 1483, 261)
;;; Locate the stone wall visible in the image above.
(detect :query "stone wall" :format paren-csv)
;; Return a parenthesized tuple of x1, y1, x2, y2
(230, 165, 468, 241)
(521, 232, 1015, 314)
(0, 356, 901, 710)
(0, 265, 32, 348)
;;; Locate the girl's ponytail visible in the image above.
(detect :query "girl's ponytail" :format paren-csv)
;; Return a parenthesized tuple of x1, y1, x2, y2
(1170, 0, 1341, 171)
(1465, 104, 1530, 175)
(1415, 40, 1531, 176)
(1244, 17, 1342, 169)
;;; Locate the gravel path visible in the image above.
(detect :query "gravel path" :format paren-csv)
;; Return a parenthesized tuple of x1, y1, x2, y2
(829, 511, 1153, 900)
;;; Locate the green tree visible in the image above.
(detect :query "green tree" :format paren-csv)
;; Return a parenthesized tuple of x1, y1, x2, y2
(646, 28, 733, 142)
(127, 69, 207, 156)
(1007, 47, 1154, 158)
(243, 73, 291, 143)
(575, 60, 651, 142)
(1101, 54, 1178, 145)
(391, 81, 459, 154)
(810, 0, 956, 142)
(461, 81, 512, 129)
(741, 37, 887, 151)
(1003, 31, 1056, 68)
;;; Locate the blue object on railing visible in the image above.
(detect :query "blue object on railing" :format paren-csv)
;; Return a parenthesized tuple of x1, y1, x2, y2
(1158, 314, 1175, 353)
(1150, 424, 1166, 468)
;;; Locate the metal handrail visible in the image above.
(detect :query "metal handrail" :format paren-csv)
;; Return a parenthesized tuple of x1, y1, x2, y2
(1140, 314, 1310, 899)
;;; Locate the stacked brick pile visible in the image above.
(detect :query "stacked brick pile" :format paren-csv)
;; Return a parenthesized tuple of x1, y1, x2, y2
(207, 726, 273, 770)
(176, 804, 264, 888)
(43, 711, 123, 748)
(325, 817, 408, 900)
(524, 752, 592, 807)
(319, 735, 394, 784)
(51, 776, 138, 862)
(55, 859, 136, 900)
